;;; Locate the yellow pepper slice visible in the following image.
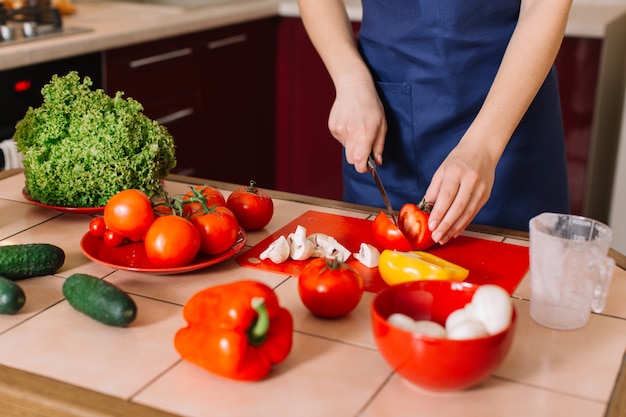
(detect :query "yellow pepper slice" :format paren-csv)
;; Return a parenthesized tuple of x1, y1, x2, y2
(378, 250, 469, 285)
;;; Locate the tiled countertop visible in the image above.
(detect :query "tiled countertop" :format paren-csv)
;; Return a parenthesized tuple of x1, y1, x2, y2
(1, 0, 626, 71)
(0, 170, 625, 417)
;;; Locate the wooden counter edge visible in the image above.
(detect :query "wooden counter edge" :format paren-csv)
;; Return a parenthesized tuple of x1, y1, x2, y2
(0, 363, 178, 417)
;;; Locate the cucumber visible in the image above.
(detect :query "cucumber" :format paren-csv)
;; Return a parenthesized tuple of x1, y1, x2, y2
(63, 274, 137, 327)
(0, 243, 65, 280)
(0, 276, 26, 314)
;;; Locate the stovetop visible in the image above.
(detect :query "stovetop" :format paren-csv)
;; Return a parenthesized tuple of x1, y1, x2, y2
(0, 5, 91, 46)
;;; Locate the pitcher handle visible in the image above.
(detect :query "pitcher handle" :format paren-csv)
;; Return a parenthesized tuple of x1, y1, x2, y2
(590, 254, 616, 314)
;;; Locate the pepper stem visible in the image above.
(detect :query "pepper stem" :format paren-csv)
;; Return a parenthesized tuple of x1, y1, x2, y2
(248, 297, 270, 346)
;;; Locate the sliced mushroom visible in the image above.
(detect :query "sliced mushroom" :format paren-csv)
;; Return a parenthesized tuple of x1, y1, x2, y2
(259, 235, 290, 264)
(353, 243, 380, 268)
(308, 233, 351, 262)
(288, 225, 315, 261)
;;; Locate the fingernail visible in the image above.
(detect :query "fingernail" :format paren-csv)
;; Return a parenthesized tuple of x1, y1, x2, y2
(432, 231, 442, 243)
(428, 220, 438, 231)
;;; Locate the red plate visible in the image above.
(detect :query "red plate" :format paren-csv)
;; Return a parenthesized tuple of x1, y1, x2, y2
(80, 229, 247, 274)
(22, 188, 105, 214)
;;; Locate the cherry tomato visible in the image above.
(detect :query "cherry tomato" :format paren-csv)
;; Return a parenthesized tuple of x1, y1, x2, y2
(182, 185, 227, 218)
(398, 203, 435, 251)
(190, 205, 240, 255)
(103, 229, 125, 247)
(298, 258, 364, 318)
(144, 215, 201, 268)
(89, 217, 107, 237)
(372, 211, 413, 251)
(104, 189, 155, 240)
(227, 180, 274, 231)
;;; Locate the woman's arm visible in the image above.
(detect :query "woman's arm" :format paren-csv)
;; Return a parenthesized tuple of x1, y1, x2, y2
(425, 0, 573, 244)
(297, 0, 387, 172)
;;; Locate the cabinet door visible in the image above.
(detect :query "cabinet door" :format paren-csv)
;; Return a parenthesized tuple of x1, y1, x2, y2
(275, 18, 357, 201)
(104, 35, 204, 178)
(198, 18, 277, 188)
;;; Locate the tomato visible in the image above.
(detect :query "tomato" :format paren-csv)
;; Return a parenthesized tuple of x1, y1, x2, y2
(151, 196, 174, 217)
(372, 211, 413, 251)
(190, 205, 240, 255)
(182, 185, 226, 218)
(104, 189, 154, 240)
(226, 180, 274, 231)
(89, 217, 107, 237)
(103, 229, 125, 247)
(297, 258, 364, 318)
(144, 215, 201, 268)
(398, 203, 435, 251)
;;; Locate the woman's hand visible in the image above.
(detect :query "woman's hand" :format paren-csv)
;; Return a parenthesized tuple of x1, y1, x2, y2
(423, 140, 497, 245)
(329, 79, 387, 172)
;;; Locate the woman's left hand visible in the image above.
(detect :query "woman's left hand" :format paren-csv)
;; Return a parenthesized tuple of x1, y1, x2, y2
(423, 141, 497, 245)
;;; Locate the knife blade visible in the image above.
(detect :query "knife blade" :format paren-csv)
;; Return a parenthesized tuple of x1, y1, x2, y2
(367, 155, 397, 225)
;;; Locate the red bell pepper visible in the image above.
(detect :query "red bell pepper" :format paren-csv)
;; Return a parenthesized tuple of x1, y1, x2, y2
(174, 280, 293, 381)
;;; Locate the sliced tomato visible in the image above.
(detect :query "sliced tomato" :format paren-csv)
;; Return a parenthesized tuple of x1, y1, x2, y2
(398, 203, 435, 251)
(372, 211, 413, 251)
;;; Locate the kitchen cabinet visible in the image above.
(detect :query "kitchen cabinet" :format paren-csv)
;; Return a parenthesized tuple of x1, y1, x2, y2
(104, 18, 277, 188)
(275, 18, 353, 201)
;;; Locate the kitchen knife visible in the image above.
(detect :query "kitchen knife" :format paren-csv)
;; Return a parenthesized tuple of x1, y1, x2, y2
(367, 155, 397, 225)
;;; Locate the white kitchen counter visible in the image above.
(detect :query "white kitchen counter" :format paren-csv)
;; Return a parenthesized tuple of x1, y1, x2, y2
(1, 0, 626, 71)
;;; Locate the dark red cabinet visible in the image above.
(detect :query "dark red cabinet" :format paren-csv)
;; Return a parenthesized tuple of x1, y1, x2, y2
(104, 18, 277, 188)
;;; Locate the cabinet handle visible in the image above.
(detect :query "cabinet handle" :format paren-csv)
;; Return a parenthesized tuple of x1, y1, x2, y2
(206, 34, 248, 50)
(156, 107, 194, 125)
(128, 47, 193, 69)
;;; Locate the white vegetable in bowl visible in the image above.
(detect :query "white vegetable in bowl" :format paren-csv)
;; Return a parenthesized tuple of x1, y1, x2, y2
(469, 285, 513, 335)
(387, 313, 447, 338)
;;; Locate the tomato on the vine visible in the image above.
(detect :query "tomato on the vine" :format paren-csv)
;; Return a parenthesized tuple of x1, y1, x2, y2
(298, 257, 364, 318)
(372, 211, 413, 251)
(89, 217, 107, 237)
(182, 185, 226, 218)
(398, 202, 435, 251)
(103, 229, 125, 247)
(190, 205, 239, 255)
(144, 215, 201, 268)
(104, 189, 154, 240)
(226, 180, 273, 231)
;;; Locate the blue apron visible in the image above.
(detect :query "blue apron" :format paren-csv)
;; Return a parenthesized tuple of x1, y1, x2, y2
(343, 0, 570, 231)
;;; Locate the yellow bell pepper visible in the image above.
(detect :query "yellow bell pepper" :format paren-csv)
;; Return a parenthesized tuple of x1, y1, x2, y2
(378, 250, 469, 285)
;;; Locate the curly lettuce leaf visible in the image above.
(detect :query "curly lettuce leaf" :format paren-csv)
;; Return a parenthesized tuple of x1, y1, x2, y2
(14, 72, 176, 207)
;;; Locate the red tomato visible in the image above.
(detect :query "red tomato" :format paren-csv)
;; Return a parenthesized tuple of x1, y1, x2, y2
(372, 211, 413, 251)
(182, 185, 226, 218)
(103, 229, 125, 247)
(89, 217, 107, 237)
(398, 203, 435, 251)
(298, 258, 364, 318)
(104, 189, 154, 240)
(190, 205, 240, 255)
(144, 216, 201, 268)
(226, 180, 273, 231)
(151, 196, 174, 217)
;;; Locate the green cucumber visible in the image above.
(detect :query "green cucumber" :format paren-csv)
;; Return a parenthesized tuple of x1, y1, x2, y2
(0, 276, 26, 314)
(63, 274, 137, 327)
(0, 243, 65, 280)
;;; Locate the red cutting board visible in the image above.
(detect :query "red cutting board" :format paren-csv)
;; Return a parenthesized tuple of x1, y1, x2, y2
(236, 211, 529, 294)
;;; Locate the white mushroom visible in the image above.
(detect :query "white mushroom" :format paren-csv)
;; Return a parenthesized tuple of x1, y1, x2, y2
(308, 233, 351, 262)
(259, 235, 290, 264)
(353, 243, 380, 268)
(288, 225, 315, 261)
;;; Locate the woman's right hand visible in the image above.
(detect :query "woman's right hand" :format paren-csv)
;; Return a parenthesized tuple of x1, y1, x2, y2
(328, 79, 387, 173)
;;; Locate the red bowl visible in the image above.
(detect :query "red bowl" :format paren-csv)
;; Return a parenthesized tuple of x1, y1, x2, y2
(371, 280, 516, 391)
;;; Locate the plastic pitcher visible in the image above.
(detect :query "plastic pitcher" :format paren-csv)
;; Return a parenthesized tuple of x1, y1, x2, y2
(529, 213, 615, 330)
